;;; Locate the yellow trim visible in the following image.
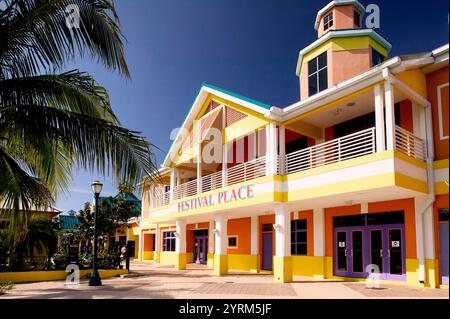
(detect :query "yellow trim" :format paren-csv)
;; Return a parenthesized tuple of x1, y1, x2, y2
(300, 37, 388, 76)
(286, 120, 324, 140)
(213, 254, 228, 276)
(395, 173, 429, 193)
(435, 182, 449, 195)
(228, 254, 258, 272)
(394, 150, 428, 169)
(224, 116, 269, 143)
(0, 269, 128, 284)
(292, 256, 325, 278)
(396, 69, 428, 99)
(434, 159, 449, 170)
(273, 256, 293, 283)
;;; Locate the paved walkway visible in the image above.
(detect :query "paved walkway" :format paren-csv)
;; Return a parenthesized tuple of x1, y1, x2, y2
(1, 262, 448, 299)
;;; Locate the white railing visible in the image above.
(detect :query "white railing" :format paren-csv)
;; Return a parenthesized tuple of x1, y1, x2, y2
(173, 179, 198, 200)
(227, 156, 266, 186)
(202, 170, 223, 193)
(395, 125, 427, 162)
(153, 191, 170, 208)
(282, 127, 376, 175)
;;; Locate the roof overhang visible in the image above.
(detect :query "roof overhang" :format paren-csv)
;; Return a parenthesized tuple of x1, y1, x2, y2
(314, 0, 366, 31)
(161, 83, 272, 168)
(296, 29, 393, 76)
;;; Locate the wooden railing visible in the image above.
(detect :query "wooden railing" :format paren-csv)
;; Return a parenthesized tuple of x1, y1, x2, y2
(395, 125, 426, 161)
(281, 127, 376, 175)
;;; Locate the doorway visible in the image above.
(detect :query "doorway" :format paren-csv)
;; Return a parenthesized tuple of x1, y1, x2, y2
(262, 224, 273, 271)
(439, 209, 449, 286)
(193, 230, 208, 265)
(333, 212, 406, 280)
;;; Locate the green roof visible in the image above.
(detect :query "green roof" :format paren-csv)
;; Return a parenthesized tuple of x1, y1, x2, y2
(59, 215, 79, 231)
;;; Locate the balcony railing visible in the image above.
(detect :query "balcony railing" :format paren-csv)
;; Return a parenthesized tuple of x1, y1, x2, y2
(281, 127, 376, 175)
(395, 125, 426, 161)
(149, 126, 428, 209)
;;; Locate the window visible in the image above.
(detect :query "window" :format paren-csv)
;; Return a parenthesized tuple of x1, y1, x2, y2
(228, 236, 238, 248)
(354, 11, 361, 27)
(162, 231, 176, 252)
(323, 12, 334, 30)
(372, 48, 385, 67)
(291, 220, 307, 255)
(308, 52, 328, 96)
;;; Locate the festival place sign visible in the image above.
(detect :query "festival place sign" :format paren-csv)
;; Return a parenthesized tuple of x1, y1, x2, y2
(177, 185, 254, 212)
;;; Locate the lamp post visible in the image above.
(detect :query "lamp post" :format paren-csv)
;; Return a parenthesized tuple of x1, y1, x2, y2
(89, 180, 103, 286)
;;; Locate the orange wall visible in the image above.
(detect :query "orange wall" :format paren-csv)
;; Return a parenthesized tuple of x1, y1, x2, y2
(427, 66, 449, 160)
(227, 217, 251, 254)
(318, 5, 361, 37)
(331, 49, 371, 86)
(291, 210, 314, 256)
(143, 234, 153, 252)
(399, 99, 414, 133)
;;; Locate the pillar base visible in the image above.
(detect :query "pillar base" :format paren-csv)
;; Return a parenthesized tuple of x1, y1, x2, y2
(213, 254, 228, 276)
(175, 253, 187, 270)
(273, 256, 293, 283)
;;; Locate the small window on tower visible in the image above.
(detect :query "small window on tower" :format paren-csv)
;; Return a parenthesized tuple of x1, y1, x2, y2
(372, 48, 386, 67)
(354, 11, 361, 27)
(323, 12, 334, 31)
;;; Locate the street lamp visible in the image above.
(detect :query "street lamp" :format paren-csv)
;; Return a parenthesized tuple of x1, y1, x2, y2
(89, 180, 103, 286)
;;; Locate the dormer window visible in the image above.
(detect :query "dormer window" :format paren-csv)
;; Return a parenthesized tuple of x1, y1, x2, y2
(323, 12, 334, 31)
(354, 11, 361, 27)
(308, 52, 328, 97)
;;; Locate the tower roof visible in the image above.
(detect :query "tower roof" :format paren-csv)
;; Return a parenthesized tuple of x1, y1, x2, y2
(314, 0, 366, 31)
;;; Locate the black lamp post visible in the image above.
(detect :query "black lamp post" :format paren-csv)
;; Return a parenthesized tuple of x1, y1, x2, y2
(89, 180, 103, 286)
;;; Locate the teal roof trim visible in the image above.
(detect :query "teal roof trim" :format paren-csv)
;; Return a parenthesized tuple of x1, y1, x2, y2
(202, 83, 271, 110)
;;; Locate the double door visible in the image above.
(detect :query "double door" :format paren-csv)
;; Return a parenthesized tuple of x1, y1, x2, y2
(193, 235, 208, 264)
(334, 224, 405, 280)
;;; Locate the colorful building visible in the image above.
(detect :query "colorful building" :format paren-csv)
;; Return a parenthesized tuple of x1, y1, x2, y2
(132, 0, 449, 288)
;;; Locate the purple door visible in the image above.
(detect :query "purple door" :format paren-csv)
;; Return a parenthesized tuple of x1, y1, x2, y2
(262, 232, 273, 271)
(193, 230, 208, 265)
(334, 224, 405, 280)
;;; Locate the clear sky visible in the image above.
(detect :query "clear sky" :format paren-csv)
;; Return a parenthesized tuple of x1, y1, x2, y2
(56, 0, 449, 212)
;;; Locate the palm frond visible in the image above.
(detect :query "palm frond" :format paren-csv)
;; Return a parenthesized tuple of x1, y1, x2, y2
(0, 104, 158, 187)
(0, 146, 54, 243)
(0, 0, 129, 79)
(0, 70, 118, 123)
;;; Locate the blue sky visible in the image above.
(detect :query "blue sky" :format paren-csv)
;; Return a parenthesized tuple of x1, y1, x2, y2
(57, 0, 449, 211)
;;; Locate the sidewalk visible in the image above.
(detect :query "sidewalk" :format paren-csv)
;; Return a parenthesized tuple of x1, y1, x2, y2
(1, 261, 448, 299)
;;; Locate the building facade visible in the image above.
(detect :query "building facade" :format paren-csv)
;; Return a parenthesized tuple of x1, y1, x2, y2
(132, 0, 449, 288)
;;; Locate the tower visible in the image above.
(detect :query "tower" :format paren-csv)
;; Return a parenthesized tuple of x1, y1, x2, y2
(297, 0, 392, 100)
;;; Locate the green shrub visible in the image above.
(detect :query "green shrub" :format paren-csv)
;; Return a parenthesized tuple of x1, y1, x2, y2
(0, 281, 14, 294)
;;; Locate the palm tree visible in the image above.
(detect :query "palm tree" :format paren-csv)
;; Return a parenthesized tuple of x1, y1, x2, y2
(0, 0, 157, 244)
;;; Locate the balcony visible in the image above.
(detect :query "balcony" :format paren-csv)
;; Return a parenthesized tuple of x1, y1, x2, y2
(150, 126, 427, 209)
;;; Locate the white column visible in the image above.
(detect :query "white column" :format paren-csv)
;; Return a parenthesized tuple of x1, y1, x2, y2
(266, 122, 278, 175)
(176, 219, 186, 254)
(275, 204, 290, 257)
(149, 183, 155, 209)
(138, 230, 144, 261)
(374, 84, 386, 152)
(170, 168, 177, 201)
(209, 221, 215, 254)
(214, 215, 228, 255)
(313, 208, 325, 257)
(197, 155, 202, 194)
(222, 143, 228, 187)
(279, 125, 286, 174)
(154, 225, 160, 261)
(250, 215, 258, 255)
(384, 81, 396, 151)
